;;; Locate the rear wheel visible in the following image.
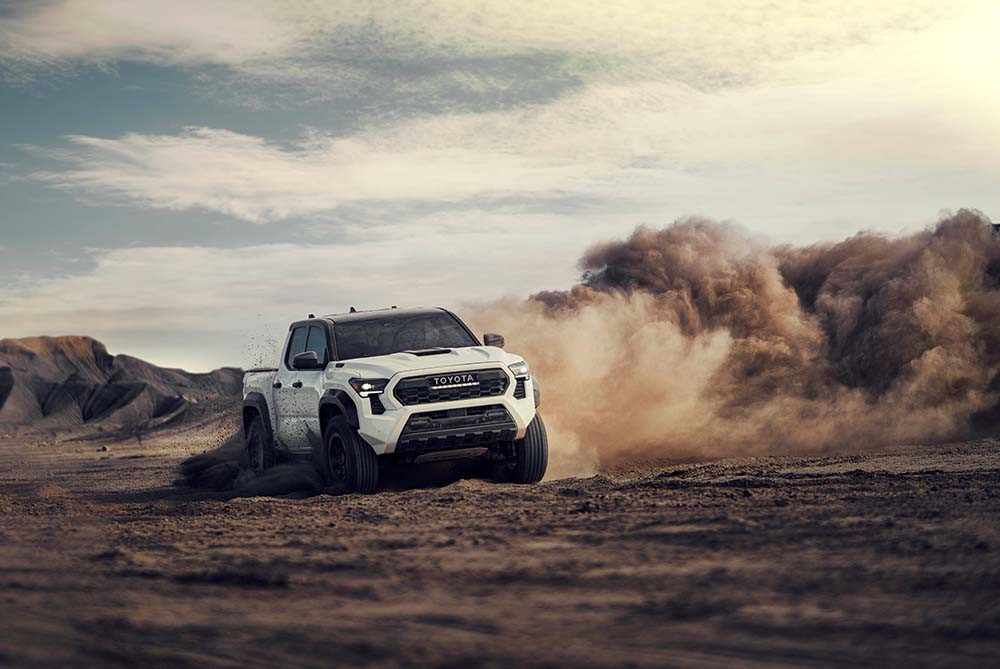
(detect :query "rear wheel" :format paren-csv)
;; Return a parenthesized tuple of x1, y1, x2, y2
(508, 413, 548, 484)
(320, 417, 379, 493)
(245, 415, 276, 472)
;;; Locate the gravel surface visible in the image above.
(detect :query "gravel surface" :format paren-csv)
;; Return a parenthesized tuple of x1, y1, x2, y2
(1, 431, 998, 668)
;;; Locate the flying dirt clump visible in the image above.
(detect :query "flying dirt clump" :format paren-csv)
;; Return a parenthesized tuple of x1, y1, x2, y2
(470, 209, 1000, 473)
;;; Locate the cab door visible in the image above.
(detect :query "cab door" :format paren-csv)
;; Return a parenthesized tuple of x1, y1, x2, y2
(274, 326, 308, 451)
(287, 325, 327, 451)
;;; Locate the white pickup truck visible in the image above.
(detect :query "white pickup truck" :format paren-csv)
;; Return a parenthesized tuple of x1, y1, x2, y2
(242, 307, 547, 493)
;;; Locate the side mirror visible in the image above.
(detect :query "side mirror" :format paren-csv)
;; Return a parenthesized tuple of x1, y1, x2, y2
(292, 351, 321, 370)
(483, 333, 505, 349)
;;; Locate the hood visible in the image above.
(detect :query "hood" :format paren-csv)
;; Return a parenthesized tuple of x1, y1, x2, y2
(325, 346, 524, 380)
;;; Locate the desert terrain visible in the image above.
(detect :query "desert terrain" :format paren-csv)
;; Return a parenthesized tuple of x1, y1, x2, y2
(1, 422, 998, 668)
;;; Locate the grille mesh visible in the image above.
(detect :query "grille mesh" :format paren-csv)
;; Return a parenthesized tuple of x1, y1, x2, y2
(393, 369, 508, 405)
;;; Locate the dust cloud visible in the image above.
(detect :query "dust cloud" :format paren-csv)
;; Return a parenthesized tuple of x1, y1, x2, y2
(177, 432, 324, 496)
(471, 209, 1000, 476)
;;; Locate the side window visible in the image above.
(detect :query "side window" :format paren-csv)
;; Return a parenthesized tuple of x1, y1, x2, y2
(285, 327, 308, 368)
(305, 326, 329, 365)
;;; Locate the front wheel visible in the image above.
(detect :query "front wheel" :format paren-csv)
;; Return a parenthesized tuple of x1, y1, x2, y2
(508, 413, 548, 484)
(319, 417, 379, 493)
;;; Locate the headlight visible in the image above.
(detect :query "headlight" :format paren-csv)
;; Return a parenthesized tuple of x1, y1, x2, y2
(349, 378, 389, 397)
(508, 360, 530, 378)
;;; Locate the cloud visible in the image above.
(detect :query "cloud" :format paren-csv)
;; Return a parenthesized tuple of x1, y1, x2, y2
(1, 0, 952, 99)
(0, 1, 296, 75)
(9, 2, 996, 238)
(21, 32, 1000, 236)
(22, 119, 608, 223)
(22, 78, 697, 222)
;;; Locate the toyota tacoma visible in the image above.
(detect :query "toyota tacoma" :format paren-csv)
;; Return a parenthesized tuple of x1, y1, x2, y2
(242, 307, 547, 493)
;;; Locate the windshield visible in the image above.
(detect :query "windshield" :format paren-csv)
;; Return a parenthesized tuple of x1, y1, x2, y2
(334, 312, 478, 359)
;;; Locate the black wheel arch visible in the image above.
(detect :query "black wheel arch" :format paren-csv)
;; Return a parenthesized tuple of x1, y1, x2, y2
(242, 392, 274, 441)
(319, 389, 360, 436)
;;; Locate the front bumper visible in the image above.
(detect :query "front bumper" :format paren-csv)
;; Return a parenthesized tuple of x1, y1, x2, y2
(395, 404, 517, 459)
(353, 367, 537, 456)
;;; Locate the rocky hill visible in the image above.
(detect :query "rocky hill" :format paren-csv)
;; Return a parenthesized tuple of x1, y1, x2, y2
(0, 336, 241, 430)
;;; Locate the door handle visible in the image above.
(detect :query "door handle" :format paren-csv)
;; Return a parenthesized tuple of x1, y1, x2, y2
(292, 381, 303, 389)
(272, 382, 282, 389)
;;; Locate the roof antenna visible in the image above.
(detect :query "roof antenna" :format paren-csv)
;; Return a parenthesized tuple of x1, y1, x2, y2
(308, 314, 315, 318)
(391, 305, 397, 309)
(349, 306, 357, 313)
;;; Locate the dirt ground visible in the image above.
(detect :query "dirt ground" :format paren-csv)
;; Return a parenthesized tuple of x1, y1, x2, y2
(1, 428, 999, 668)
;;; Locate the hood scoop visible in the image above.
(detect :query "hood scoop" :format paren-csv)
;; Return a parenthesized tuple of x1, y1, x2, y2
(403, 348, 453, 357)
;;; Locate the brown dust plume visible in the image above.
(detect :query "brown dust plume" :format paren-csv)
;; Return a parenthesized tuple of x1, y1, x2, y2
(470, 209, 1000, 476)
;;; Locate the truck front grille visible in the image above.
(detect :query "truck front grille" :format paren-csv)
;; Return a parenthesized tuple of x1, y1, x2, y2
(393, 369, 509, 406)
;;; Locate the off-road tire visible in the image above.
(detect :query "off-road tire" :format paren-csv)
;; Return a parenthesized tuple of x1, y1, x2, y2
(246, 415, 276, 472)
(320, 417, 379, 493)
(509, 413, 548, 484)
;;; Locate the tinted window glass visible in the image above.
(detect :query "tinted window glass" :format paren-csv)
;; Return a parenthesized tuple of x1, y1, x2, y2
(285, 327, 308, 368)
(335, 313, 477, 360)
(305, 326, 328, 364)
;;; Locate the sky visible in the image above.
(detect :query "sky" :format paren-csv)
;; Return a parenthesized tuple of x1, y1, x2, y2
(1, 0, 998, 371)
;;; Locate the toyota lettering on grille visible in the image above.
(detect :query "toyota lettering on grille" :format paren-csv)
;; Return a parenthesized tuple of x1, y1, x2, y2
(429, 373, 479, 390)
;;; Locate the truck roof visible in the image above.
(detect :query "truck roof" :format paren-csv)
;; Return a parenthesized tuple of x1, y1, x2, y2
(320, 306, 446, 324)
